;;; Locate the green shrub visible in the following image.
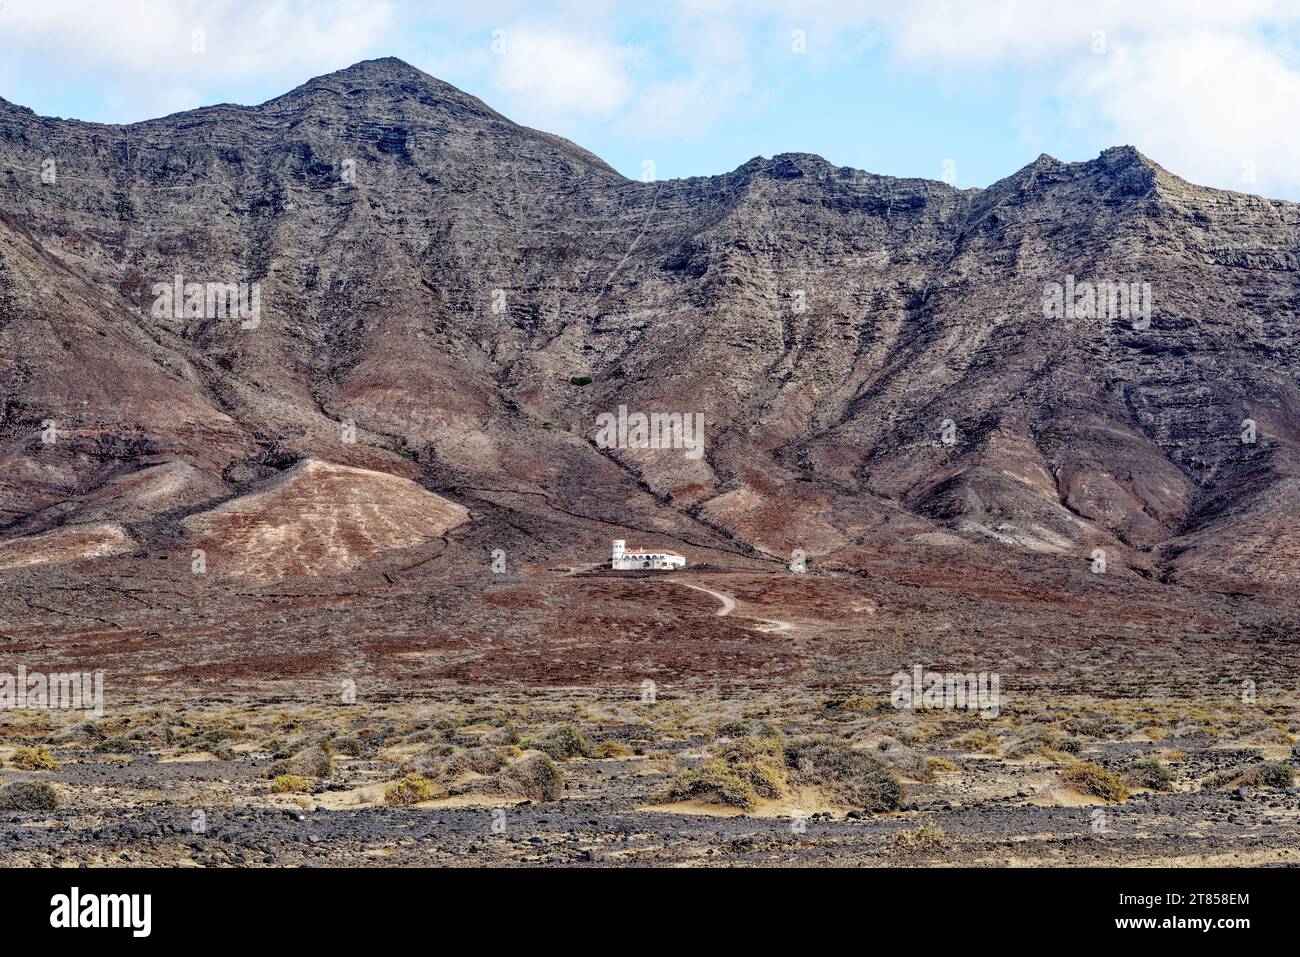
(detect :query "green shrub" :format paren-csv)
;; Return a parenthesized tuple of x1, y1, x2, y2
(569, 375, 593, 386)
(271, 774, 312, 794)
(716, 736, 788, 798)
(537, 724, 591, 761)
(11, 745, 60, 772)
(1058, 763, 1129, 802)
(714, 719, 750, 739)
(0, 780, 59, 810)
(385, 774, 433, 806)
(1124, 759, 1173, 791)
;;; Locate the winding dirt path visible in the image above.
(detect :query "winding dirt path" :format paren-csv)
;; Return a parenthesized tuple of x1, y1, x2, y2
(675, 581, 736, 616)
(671, 580, 793, 633)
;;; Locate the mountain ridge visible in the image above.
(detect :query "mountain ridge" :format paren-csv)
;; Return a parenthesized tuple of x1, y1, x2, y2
(0, 57, 1256, 203)
(0, 58, 1298, 618)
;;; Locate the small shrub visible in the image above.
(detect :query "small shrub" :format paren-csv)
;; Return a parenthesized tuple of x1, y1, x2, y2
(1006, 740, 1071, 763)
(951, 730, 999, 753)
(1124, 759, 1173, 791)
(268, 745, 333, 780)
(333, 735, 363, 757)
(569, 375, 593, 386)
(1202, 761, 1294, 791)
(537, 724, 591, 761)
(271, 774, 312, 794)
(659, 760, 757, 810)
(417, 752, 470, 786)
(1058, 763, 1129, 802)
(404, 728, 442, 745)
(385, 774, 434, 806)
(714, 719, 750, 739)
(927, 757, 959, 774)
(11, 746, 60, 772)
(886, 751, 935, 783)
(716, 737, 788, 799)
(785, 738, 903, 813)
(594, 740, 634, 759)
(482, 725, 519, 746)
(893, 820, 946, 849)
(497, 752, 563, 801)
(462, 746, 506, 775)
(0, 780, 59, 810)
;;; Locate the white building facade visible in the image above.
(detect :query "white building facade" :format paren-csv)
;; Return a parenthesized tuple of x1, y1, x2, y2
(611, 539, 686, 571)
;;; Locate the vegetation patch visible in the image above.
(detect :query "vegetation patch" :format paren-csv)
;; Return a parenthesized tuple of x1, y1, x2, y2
(716, 736, 788, 798)
(385, 774, 434, 806)
(659, 760, 757, 810)
(533, 724, 592, 761)
(1201, 762, 1294, 790)
(271, 774, 313, 794)
(893, 820, 946, 849)
(1058, 763, 1129, 802)
(11, 745, 60, 772)
(785, 737, 903, 812)
(593, 740, 634, 759)
(497, 752, 564, 801)
(0, 780, 59, 810)
(268, 744, 334, 779)
(1124, 759, 1173, 791)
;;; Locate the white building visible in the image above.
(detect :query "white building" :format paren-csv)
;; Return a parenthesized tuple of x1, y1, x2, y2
(611, 539, 686, 571)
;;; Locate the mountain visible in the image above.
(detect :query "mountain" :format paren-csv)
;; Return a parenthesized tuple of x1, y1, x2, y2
(1, 58, 1297, 682)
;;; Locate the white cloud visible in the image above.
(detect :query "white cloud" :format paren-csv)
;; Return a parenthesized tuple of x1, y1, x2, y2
(0, 0, 398, 120)
(851, 0, 1300, 196)
(488, 26, 633, 121)
(1081, 32, 1300, 195)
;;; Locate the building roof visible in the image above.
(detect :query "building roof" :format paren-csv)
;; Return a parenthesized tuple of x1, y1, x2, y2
(621, 547, 684, 557)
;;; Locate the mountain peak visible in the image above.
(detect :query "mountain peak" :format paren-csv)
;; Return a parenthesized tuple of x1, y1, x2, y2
(314, 57, 433, 85)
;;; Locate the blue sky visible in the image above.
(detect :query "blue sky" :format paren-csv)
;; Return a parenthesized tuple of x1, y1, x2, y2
(2, 1, 1299, 198)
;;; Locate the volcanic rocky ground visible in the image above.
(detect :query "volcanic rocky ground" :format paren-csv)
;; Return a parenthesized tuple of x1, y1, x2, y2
(0, 59, 1297, 867)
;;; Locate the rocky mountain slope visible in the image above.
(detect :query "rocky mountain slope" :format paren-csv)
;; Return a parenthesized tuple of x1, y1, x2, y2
(1, 56, 1297, 616)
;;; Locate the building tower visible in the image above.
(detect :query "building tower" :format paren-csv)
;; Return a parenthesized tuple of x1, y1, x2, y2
(611, 540, 625, 567)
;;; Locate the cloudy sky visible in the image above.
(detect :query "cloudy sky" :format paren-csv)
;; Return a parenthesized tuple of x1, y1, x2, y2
(2, 0, 1299, 198)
